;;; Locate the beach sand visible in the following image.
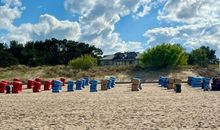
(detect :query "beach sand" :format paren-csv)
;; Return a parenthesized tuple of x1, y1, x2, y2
(0, 84, 219, 130)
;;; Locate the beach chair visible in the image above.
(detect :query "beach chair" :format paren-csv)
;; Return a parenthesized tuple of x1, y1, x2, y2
(67, 80, 74, 92)
(27, 80, 34, 89)
(12, 81, 22, 94)
(0, 81, 7, 93)
(2, 80, 9, 85)
(187, 77, 193, 85)
(90, 80, 98, 92)
(84, 77, 90, 86)
(33, 81, 42, 92)
(211, 77, 220, 91)
(81, 79, 85, 88)
(159, 76, 168, 87)
(76, 80, 83, 90)
(131, 78, 141, 91)
(52, 80, 62, 93)
(107, 79, 111, 89)
(110, 77, 116, 88)
(60, 78, 66, 86)
(175, 84, 181, 93)
(167, 78, 175, 89)
(44, 80, 51, 91)
(101, 79, 108, 90)
(202, 78, 211, 91)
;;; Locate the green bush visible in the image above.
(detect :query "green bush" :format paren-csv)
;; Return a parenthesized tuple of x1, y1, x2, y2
(68, 55, 97, 70)
(141, 43, 188, 69)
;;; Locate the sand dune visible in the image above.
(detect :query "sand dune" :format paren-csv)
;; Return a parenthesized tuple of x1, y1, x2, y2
(0, 84, 219, 130)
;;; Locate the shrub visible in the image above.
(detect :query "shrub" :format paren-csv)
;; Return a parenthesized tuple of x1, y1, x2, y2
(141, 43, 188, 69)
(68, 55, 97, 70)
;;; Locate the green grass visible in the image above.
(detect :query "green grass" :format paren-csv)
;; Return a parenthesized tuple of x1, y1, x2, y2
(0, 65, 134, 81)
(0, 64, 218, 81)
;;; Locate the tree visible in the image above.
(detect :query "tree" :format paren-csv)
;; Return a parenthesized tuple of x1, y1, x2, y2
(188, 46, 217, 66)
(68, 54, 97, 70)
(141, 43, 188, 69)
(200, 46, 217, 64)
(188, 48, 209, 66)
(0, 43, 18, 67)
(9, 40, 24, 64)
(0, 38, 103, 67)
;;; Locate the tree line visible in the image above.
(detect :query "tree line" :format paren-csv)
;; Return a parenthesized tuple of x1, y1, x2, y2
(0, 39, 218, 69)
(0, 38, 103, 67)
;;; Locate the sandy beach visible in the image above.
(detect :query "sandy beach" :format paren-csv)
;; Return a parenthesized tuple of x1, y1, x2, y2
(0, 83, 219, 130)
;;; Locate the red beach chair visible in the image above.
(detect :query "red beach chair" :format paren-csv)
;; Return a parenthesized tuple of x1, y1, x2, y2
(27, 80, 34, 89)
(0, 82, 7, 93)
(33, 81, 41, 92)
(60, 78, 65, 86)
(12, 81, 22, 93)
(44, 80, 51, 90)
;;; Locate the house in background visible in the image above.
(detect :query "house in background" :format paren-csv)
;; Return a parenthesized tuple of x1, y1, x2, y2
(99, 52, 141, 66)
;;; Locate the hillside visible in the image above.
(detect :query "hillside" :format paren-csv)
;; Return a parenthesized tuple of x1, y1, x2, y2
(0, 65, 219, 82)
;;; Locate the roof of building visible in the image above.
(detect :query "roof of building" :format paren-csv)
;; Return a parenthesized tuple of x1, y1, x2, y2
(100, 52, 142, 61)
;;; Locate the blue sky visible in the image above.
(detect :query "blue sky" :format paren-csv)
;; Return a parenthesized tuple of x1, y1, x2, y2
(0, 0, 220, 56)
(14, 0, 77, 24)
(116, 7, 161, 43)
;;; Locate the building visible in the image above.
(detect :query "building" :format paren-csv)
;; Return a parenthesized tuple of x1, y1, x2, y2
(99, 52, 141, 66)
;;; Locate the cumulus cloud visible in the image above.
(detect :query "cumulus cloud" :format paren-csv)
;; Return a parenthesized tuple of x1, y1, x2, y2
(0, 0, 161, 54)
(126, 41, 145, 52)
(0, 0, 81, 43)
(64, 0, 162, 54)
(0, 0, 25, 29)
(144, 0, 220, 56)
(158, 0, 220, 24)
(2, 0, 220, 56)
(3, 14, 81, 43)
(144, 23, 207, 46)
(144, 23, 220, 55)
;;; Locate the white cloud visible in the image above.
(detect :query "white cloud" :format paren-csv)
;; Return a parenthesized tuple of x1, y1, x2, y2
(3, 14, 81, 43)
(158, 0, 220, 24)
(144, 23, 206, 46)
(64, 0, 163, 54)
(0, 0, 159, 54)
(0, 0, 81, 44)
(126, 41, 145, 52)
(136, 6, 151, 18)
(143, 0, 220, 56)
(144, 22, 220, 55)
(0, 0, 165, 54)
(0, 0, 24, 29)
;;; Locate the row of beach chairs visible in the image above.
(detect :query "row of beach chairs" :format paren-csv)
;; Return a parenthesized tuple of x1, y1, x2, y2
(0, 79, 22, 94)
(100, 77, 117, 90)
(1, 76, 220, 94)
(0, 76, 117, 94)
(0, 76, 142, 93)
(159, 76, 182, 93)
(188, 76, 220, 91)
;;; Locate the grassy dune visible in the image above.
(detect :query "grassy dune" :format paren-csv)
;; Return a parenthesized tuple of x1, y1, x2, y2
(0, 65, 219, 82)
